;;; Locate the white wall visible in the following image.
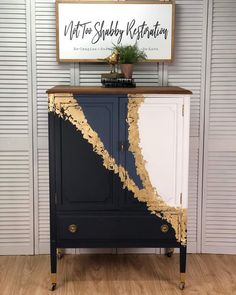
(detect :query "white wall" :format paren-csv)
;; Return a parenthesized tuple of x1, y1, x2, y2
(0, 0, 235, 255)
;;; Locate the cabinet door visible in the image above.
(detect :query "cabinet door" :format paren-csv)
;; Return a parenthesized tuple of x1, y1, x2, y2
(120, 95, 185, 210)
(55, 95, 119, 211)
(119, 97, 148, 211)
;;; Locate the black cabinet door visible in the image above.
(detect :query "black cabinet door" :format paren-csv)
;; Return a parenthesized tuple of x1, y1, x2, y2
(55, 95, 119, 211)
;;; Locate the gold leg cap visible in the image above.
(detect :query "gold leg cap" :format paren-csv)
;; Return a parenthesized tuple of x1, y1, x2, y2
(180, 272, 186, 283)
(51, 273, 57, 284)
(179, 273, 186, 290)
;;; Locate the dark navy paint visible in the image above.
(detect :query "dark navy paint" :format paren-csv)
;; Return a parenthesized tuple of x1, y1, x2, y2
(75, 94, 143, 190)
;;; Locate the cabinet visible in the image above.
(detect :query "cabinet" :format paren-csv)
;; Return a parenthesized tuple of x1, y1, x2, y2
(47, 86, 191, 290)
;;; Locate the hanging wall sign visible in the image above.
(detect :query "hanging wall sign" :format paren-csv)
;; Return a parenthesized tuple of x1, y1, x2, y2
(56, 1, 175, 62)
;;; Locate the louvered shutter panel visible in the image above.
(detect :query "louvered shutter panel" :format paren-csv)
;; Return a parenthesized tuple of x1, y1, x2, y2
(37, 149, 50, 253)
(188, 141, 199, 249)
(35, 0, 72, 138)
(166, 0, 205, 252)
(133, 64, 159, 86)
(0, 0, 34, 255)
(202, 0, 236, 254)
(33, 0, 73, 254)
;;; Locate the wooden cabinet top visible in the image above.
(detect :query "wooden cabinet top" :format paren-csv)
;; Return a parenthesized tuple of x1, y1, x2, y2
(47, 86, 192, 95)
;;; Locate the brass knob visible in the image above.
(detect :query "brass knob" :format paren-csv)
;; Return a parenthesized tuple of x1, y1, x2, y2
(68, 224, 77, 233)
(161, 224, 169, 233)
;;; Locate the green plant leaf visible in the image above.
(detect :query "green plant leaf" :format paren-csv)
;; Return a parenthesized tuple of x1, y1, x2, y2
(113, 43, 147, 64)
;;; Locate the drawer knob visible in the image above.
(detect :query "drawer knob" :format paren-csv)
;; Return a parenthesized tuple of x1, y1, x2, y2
(68, 224, 77, 233)
(161, 224, 169, 233)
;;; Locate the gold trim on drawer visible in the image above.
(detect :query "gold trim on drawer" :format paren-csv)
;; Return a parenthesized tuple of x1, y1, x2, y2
(68, 224, 78, 233)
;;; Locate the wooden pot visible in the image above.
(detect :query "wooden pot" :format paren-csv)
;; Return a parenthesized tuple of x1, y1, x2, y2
(120, 64, 134, 79)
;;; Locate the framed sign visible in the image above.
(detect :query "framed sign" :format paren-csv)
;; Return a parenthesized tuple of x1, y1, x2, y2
(56, 1, 175, 62)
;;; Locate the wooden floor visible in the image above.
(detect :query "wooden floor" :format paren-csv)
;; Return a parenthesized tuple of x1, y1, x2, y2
(0, 254, 236, 295)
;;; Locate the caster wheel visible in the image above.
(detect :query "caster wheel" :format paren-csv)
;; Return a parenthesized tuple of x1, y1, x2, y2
(166, 252, 173, 258)
(165, 248, 174, 257)
(57, 253, 63, 260)
(179, 282, 185, 290)
(50, 283, 57, 291)
(57, 249, 63, 260)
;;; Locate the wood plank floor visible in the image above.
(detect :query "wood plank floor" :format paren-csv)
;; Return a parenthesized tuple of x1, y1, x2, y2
(0, 254, 236, 295)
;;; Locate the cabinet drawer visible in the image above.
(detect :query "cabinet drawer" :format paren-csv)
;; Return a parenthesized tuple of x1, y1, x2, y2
(57, 215, 176, 241)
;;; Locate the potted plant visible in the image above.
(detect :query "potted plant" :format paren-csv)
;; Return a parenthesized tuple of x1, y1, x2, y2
(113, 43, 147, 79)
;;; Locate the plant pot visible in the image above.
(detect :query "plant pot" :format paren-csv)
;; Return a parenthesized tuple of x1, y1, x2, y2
(120, 64, 134, 79)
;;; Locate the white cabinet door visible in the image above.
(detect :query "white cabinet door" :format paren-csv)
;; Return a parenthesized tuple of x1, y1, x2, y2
(138, 95, 189, 209)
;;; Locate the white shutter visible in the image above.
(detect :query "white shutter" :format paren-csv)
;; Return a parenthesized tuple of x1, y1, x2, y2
(0, 151, 33, 255)
(188, 140, 199, 247)
(37, 149, 50, 253)
(0, 0, 34, 254)
(133, 64, 159, 86)
(34, 0, 72, 138)
(202, 0, 236, 254)
(203, 151, 236, 253)
(32, 0, 73, 254)
(166, 0, 206, 252)
(78, 63, 112, 86)
(208, 0, 236, 139)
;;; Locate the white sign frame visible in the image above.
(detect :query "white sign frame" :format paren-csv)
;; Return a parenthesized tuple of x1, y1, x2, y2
(56, 1, 175, 62)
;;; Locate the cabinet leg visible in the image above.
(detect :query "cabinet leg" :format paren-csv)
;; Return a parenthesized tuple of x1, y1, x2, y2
(179, 246, 187, 290)
(50, 242, 57, 291)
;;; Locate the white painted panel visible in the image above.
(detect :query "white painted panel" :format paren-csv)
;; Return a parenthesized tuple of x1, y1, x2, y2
(138, 96, 184, 207)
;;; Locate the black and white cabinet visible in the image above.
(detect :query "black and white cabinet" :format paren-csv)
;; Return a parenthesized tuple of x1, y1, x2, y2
(47, 86, 191, 290)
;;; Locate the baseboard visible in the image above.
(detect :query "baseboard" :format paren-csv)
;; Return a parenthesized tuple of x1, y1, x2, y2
(0, 245, 33, 255)
(38, 241, 197, 255)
